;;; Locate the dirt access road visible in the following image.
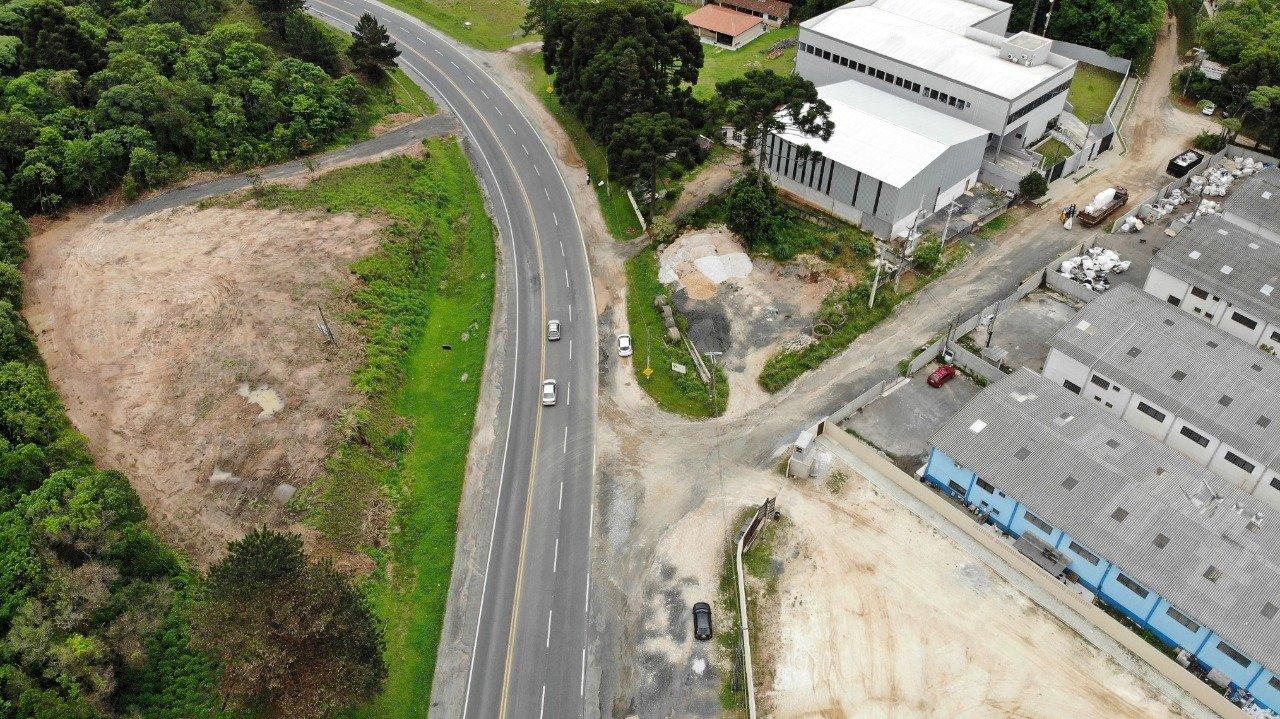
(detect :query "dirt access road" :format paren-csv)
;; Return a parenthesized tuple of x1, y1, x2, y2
(482, 16, 1220, 717)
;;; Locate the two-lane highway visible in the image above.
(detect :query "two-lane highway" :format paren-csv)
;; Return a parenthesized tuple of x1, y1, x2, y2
(307, 4, 599, 716)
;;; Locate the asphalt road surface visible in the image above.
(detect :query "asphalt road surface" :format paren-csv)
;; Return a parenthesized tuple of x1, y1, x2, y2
(308, 5, 599, 717)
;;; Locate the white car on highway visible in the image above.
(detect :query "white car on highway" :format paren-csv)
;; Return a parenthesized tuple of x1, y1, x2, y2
(617, 333, 633, 357)
(541, 379, 558, 406)
(547, 319, 561, 341)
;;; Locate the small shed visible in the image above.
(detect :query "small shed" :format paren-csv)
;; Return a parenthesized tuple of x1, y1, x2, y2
(685, 4, 767, 50)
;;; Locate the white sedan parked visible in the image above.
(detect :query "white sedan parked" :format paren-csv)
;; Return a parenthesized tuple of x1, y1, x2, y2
(617, 333, 633, 357)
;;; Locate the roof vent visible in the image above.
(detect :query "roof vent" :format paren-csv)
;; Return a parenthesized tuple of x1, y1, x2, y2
(1076, 320, 1091, 331)
(1263, 602, 1278, 620)
(1189, 250, 1202, 259)
(969, 420, 987, 433)
(1014, 447, 1031, 461)
(1127, 346, 1141, 358)
(1250, 242, 1262, 249)
(1258, 415, 1271, 428)
(1164, 318, 1176, 326)
(1203, 565, 1223, 582)
(1172, 370, 1187, 381)
(1263, 284, 1275, 296)
(1111, 507, 1129, 522)
(1247, 512, 1264, 532)
(1264, 190, 1273, 200)
(1207, 340, 1219, 348)
(1153, 533, 1169, 548)
(1054, 412, 1074, 427)
(1219, 395, 1233, 407)
(1062, 475, 1078, 490)
(1222, 265, 1234, 275)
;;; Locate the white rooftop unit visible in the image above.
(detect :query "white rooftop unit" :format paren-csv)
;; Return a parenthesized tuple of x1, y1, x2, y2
(1001, 31, 1052, 67)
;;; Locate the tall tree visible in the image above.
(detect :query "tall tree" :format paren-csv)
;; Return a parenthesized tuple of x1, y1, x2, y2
(606, 111, 695, 218)
(347, 13, 400, 78)
(193, 529, 386, 719)
(247, 0, 304, 35)
(540, 0, 703, 144)
(19, 0, 106, 77)
(715, 69, 833, 184)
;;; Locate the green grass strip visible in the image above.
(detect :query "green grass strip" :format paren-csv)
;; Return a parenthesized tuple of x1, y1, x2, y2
(245, 141, 494, 715)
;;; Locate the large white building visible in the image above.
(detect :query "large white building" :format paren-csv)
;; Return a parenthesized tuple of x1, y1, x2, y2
(1042, 284, 1280, 509)
(765, 81, 988, 238)
(762, 0, 1078, 238)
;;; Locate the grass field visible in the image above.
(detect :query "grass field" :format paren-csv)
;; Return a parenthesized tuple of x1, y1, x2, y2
(247, 142, 495, 715)
(520, 52, 646, 241)
(1034, 136, 1074, 166)
(1068, 63, 1124, 125)
(694, 28, 799, 99)
(627, 247, 728, 416)
(380, 0, 531, 50)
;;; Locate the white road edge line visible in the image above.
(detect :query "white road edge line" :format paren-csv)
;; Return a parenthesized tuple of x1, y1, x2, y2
(342, 6, 601, 713)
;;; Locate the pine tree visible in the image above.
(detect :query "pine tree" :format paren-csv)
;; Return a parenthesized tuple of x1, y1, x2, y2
(348, 13, 400, 78)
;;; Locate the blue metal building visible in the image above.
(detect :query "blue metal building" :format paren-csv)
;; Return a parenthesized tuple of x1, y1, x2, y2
(925, 369, 1280, 711)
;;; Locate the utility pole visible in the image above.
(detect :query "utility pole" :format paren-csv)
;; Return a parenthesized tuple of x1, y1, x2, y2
(705, 350, 724, 413)
(986, 303, 1000, 349)
(941, 200, 959, 248)
(868, 249, 883, 309)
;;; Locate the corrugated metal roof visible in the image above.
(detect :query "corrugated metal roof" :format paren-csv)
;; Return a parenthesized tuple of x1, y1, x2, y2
(773, 80, 987, 187)
(802, 0, 1065, 99)
(1225, 169, 1280, 233)
(711, 0, 791, 19)
(1047, 284, 1280, 473)
(685, 4, 764, 36)
(1151, 216, 1280, 330)
(931, 368, 1280, 674)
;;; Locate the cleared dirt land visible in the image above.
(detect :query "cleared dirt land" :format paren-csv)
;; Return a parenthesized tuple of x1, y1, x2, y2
(23, 204, 382, 563)
(758, 476, 1191, 719)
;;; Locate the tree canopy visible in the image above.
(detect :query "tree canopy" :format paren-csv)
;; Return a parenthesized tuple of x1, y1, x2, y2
(348, 13, 401, 78)
(716, 69, 832, 178)
(1005, 0, 1166, 61)
(194, 529, 386, 719)
(606, 111, 696, 218)
(539, 0, 703, 145)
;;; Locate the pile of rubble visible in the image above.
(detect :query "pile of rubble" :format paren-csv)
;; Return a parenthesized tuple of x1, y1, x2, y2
(1135, 156, 1268, 230)
(1059, 247, 1130, 292)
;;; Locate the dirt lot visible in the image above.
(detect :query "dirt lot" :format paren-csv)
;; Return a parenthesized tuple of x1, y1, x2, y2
(757, 476, 1192, 719)
(23, 205, 382, 564)
(661, 227, 842, 417)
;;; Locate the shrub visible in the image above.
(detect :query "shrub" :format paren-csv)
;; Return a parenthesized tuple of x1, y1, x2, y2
(1019, 170, 1048, 199)
(1193, 130, 1227, 152)
(912, 238, 941, 271)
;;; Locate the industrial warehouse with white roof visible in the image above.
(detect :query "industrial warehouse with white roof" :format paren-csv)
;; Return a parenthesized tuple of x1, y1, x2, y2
(763, 0, 1079, 238)
(1042, 284, 1280, 509)
(925, 369, 1280, 711)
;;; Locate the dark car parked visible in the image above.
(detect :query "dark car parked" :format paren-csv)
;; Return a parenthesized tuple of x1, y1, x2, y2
(692, 601, 713, 641)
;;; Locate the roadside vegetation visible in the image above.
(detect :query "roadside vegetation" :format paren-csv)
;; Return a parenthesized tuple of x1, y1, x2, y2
(714, 508, 783, 716)
(626, 245, 729, 417)
(382, 0, 529, 50)
(1067, 63, 1124, 125)
(244, 143, 495, 715)
(0, 0, 420, 215)
(758, 233, 968, 393)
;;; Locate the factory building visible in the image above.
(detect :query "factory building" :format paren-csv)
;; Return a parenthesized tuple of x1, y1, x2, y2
(1223, 169, 1280, 244)
(926, 369, 1280, 711)
(763, 0, 1076, 237)
(1144, 216, 1280, 351)
(1042, 284, 1280, 509)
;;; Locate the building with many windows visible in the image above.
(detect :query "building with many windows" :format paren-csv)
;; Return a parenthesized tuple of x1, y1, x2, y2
(1042, 284, 1280, 508)
(762, 0, 1077, 237)
(925, 369, 1280, 711)
(1144, 216, 1280, 351)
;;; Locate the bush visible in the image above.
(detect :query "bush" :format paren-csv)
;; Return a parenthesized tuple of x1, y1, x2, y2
(725, 171, 788, 252)
(1019, 170, 1048, 199)
(912, 238, 942, 271)
(849, 234, 875, 258)
(1193, 130, 1228, 152)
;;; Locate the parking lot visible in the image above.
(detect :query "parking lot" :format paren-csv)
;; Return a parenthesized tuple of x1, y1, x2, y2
(841, 367, 981, 468)
(975, 289, 1082, 371)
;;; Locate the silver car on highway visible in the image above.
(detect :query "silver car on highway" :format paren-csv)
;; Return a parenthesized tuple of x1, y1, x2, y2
(541, 379, 557, 406)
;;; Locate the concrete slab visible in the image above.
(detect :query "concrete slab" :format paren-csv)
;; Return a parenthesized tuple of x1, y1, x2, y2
(982, 289, 1081, 371)
(841, 368, 980, 466)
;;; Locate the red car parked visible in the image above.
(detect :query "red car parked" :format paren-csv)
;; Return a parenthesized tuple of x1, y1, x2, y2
(927, 365, 957, 388)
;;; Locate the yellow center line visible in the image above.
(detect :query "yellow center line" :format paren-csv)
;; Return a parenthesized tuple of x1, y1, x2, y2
(310, 3, 555, 715)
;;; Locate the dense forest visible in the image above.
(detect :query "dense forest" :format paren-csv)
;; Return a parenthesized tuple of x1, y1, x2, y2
(0, 0, 396, 714)
(1192, 0, 1280, 147)
(0, 0, 395, 215)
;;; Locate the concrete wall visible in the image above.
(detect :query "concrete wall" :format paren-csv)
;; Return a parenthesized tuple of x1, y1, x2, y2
(1045, 39, 1132, 75)
(944, 340, 1008, 383)
(828, 379, 887, 425)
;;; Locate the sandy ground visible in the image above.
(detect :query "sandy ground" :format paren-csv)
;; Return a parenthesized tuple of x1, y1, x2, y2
(23, 205, 382, 564)
(759, 477, 1190, 719)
